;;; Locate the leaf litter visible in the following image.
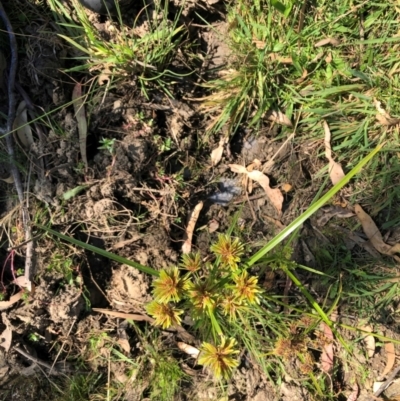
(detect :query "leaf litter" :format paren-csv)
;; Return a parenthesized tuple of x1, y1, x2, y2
(229, 163, 284, 214)
(355, 204, 400, 261)
(320, 322, 334, 373)
(72, 82, 88, 171)
(323, 120, 345, 185)
(361, 324, 375, 358)
(182, 201, 204, 254)
(379, 342, 396, 380)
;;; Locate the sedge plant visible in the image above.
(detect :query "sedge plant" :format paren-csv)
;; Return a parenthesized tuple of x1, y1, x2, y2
(37, 143, 382, 381)
(47, 0, 192, 98)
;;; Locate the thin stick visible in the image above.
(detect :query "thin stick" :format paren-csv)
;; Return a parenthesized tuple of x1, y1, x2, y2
(50, 319, 76, 375)
(0, 2, 34, 289)
(371, 365, 400, 399)
(14, 346, 63, 376)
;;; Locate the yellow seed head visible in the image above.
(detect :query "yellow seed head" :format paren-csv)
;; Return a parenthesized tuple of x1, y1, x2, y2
(198, 337, 239, 379)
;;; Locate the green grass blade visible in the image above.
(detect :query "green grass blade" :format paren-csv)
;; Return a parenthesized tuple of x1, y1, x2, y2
(36, 224, 159, 277)
(246, 144, 382, 267)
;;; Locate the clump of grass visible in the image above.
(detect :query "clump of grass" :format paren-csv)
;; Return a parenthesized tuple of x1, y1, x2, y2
(56, 373, 106, 401)
(203, 0, 400, 225)
(47, 0, 191, 98)
(200, 0, 304, 134)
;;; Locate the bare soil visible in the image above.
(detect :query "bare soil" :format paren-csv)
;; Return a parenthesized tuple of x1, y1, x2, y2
(0, 1, 399, 401)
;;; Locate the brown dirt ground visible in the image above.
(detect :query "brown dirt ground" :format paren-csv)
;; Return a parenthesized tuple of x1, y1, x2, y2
(0, 1, 399, 401)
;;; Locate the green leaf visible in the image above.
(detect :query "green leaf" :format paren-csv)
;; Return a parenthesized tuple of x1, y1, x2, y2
(36, 224, 159, 277)
(270, 0, 287, 15)
(62, 185, 90, 200)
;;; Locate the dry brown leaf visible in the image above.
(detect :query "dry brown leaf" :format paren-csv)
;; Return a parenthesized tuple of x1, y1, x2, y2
(268, 53, 293, 64)
(346, 383, 359, 401)
(295, 69, 308, 84)
(247, 170, 284, 213)
(229, 164, 284, 213)
(252, 39, 266, 49)
(281, 183, 293, 193)
(177, 342, 200, 358)
(315, 38, 341, 47)
(380, 342, 396, 378)
(72, 83, 88, 171)
(182, 201, 204, 254)
(361, 324, 375, 357)
(14, 101, 34, 150)
(117, 338, 131, 354)
(0, 313, 12, 352)
(0, 292, 23, 311)
(229, 164, 248, 174)
(12, 276, 31, 290)
(323, 121, 345, 185)
(265, 109, 293, 127)
(208, 219, 220, 233)
(98, 68, 112, 85)
(262, 214, 285, 229)
(211, 138, 227, 166)
(320, 323, 334, 373)
(374, 98, 400, 126)
(354, 204, 400, 257)
(0, 175, 14, 184)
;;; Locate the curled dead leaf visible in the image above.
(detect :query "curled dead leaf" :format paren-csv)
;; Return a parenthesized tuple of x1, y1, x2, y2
(361, 325, 375, 358)
(323, 121, 345, 185)
(98, 68, 112, 85)
(268, 53, 293, 64)
(320, 323, 334, 373)
(72, 83, 88, 171)
(0, 292, 23, 311)
(182, 202, 203, 254)
(117, 338, 131, 354)
(211, 137, 227, 166)
(295, 69, 308, 84)
(315, 38, 341, 47)
(208, 219, 220, 233)
(229, 164, 284, 214)
(355, 204, 400, 258)
(13, 276, 31, 289)
(374, 98, 400, 127)
(0, 175, 14, 184)
(247, 170, 284, 214)
(281, 183, 292, 193)
(380, 342, 396, 379)
(346, 383, 358, 401)
(265, 109, 293, 127)
(177, 342, 200, 358)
